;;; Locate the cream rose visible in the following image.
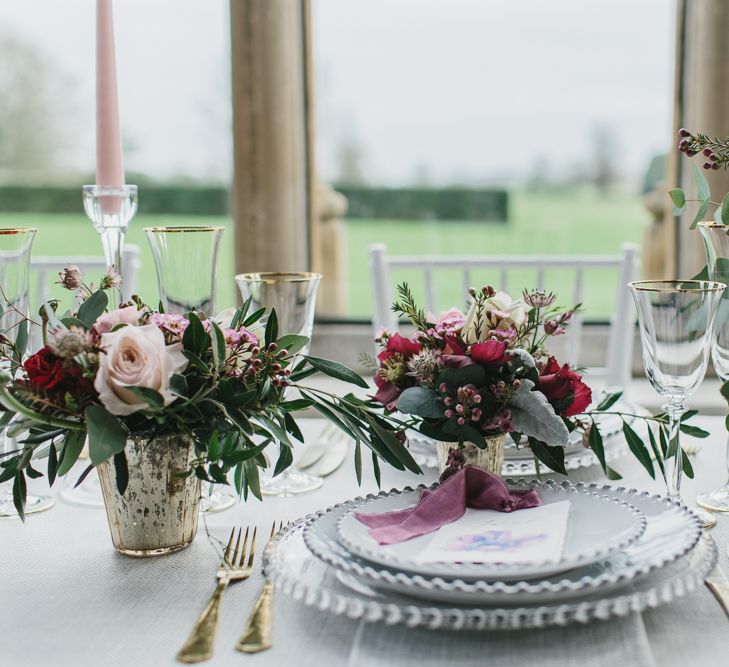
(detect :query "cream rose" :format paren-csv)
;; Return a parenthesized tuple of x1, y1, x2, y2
(461, 291, 528, 344)
(94, 324, 188, 416)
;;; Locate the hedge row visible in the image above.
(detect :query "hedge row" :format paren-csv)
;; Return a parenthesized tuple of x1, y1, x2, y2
(0, 184, 508, 221)
(335, 185, 508, 222)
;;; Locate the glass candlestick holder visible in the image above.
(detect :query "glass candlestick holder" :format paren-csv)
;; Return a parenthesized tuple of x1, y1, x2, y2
(82, 184, 138, 308)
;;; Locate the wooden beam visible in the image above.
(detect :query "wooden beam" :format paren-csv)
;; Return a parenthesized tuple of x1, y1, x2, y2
(229, 0, 309, 277)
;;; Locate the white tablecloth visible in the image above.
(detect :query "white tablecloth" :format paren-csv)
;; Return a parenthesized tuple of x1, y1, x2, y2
(2, 417, 729, 667)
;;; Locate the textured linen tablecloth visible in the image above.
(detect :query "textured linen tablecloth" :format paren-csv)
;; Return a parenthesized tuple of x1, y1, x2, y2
(2, 417, 729, 667)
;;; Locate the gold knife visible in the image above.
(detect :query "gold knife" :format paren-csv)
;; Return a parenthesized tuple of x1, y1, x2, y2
(706, 560, 729, 618)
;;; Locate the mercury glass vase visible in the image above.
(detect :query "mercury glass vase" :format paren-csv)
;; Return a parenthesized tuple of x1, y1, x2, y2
(97, 434, 201, 557)
(436, 434, 507, 477)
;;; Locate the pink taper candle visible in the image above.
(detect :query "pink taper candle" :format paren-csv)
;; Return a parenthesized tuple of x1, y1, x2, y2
(96, 0, 125, 186)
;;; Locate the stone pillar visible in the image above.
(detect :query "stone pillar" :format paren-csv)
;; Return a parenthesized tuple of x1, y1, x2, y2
(673, 0, 729, 277)
(229, 0, 310, 275)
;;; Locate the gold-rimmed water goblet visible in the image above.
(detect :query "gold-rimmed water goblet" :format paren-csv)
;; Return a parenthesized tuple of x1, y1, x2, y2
(235, 272, 322, 496)
(629, 279, 725, 527)
(146, 225, 234, 513)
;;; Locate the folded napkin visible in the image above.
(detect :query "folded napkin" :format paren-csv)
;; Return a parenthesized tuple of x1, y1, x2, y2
(354, 465, 541, 545)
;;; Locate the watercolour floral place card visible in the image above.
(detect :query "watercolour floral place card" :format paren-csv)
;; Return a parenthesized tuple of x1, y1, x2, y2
(413, 501, 570, 565)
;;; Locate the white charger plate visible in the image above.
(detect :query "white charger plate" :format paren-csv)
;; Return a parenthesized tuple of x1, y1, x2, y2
(304, 482, 702, 604)
(266, 517, 716, 631)
(336, 481, 646, 581)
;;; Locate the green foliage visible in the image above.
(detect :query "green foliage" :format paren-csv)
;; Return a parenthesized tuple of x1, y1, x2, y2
(85, 405, 127, 465)
(396, 386, 446, 419)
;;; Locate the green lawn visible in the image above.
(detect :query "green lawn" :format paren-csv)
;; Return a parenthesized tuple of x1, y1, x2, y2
(0, 188, 645, 320)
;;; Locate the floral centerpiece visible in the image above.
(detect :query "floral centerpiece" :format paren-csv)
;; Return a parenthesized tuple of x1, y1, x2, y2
(0, 267, 418, 553)
(371, 283, 708, 481)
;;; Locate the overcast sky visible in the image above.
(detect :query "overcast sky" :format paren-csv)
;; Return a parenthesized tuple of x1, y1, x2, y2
(1, 0, 674, 186)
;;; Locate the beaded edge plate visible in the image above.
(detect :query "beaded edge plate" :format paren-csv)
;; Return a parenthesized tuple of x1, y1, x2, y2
(265, 517, 716, 631)
(304, 481, 702, 604)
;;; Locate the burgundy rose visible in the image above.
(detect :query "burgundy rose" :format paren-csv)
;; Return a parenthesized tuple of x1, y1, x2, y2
(24, 347, 68, 392)
(536, 356, 592, 417)
(377, 333, 421, 363)
(23, 346, 96, 400)
(470, 340, 512, 366)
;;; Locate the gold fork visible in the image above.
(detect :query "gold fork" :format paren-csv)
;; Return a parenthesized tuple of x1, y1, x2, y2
(176, 526, 258, 664)
(235, 521, 282, 653)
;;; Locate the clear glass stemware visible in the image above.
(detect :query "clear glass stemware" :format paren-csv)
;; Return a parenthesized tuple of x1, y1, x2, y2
(145, 226, 224, 314)
(696, 221, 729, 512)
(145, 225, 233, 513)
(0, 228, 54, 517)
(235, 271, 322, 496)
(629, 279, 725, 524)
(82, 184, 138, 308)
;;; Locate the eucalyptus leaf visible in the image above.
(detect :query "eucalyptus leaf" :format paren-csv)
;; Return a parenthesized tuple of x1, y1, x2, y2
(669, 187, 686, 210)
(508, 379, 570, 446)
(437, 364, 486, 391)
(396, 386, 446, 419)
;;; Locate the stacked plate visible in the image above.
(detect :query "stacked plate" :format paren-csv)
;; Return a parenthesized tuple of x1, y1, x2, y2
(263, 479, 717, 631)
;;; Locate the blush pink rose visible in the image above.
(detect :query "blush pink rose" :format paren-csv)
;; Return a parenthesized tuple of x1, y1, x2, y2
(94, 324, 188, 416)
(94, 306, 142, 334)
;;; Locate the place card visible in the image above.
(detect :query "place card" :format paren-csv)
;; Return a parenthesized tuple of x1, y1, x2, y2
(413, 501, 570, 564)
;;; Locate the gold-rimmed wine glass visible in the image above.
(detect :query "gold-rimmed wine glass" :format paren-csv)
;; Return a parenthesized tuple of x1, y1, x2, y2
(235, 272, 322, 496)
(145, 225, 233, 513)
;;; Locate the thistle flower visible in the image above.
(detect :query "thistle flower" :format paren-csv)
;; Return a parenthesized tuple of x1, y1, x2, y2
(523, 289, 556, 308)
(57, 265, 83, 290)
(48, 326, 93, 359)
(406, 349, 441, 383)
(100, 266, 122, 291)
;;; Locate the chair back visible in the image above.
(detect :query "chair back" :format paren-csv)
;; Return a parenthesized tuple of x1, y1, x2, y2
(369, 243, 639, 389)
(31, 244, 141, 306)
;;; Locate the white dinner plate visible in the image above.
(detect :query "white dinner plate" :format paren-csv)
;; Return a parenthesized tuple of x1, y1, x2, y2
(304, 482, 702, 604)
(336, 481, 647, 581)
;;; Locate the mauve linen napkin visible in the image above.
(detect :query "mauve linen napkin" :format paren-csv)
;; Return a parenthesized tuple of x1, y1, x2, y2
(354, 465, 541, 545)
